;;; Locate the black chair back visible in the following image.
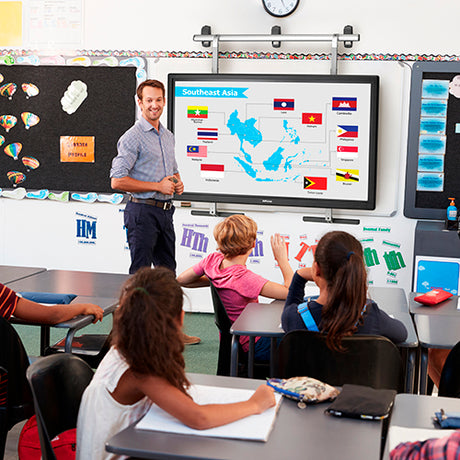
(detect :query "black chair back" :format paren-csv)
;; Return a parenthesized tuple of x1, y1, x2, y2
(0, 316, 34, 458)
(26, 354, 94, 460)
(276, 330, 404, 392)
(209, 282, 237, 375)
(439, 341, 460, 398)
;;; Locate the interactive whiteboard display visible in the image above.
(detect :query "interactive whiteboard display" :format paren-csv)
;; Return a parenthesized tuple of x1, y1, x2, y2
(168, 74, 379, 209)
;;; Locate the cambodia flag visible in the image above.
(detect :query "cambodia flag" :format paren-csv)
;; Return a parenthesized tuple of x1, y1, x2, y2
(274, 99, 295, 110)
(332, 97, 357, 111)
(337, 125, 358, 138)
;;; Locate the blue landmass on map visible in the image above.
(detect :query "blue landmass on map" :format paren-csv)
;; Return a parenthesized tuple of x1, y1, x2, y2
(227, 109, 309, 182)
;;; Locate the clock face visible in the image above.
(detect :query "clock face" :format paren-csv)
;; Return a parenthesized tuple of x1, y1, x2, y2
(262, 0, 299, 17)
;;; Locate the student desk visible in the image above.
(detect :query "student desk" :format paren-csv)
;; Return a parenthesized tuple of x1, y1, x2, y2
(10, 295, 118, 355)
(409, 293, 460, 394)
(6, 269, 129, 298)
(383, 393, 460, 458)
(230, 287, 418, 392)
(0, 265, 46, 284)
(106, 373, 383, 460)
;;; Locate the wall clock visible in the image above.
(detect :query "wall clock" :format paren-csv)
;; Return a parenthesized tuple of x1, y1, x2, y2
(262, 0, 300, 17)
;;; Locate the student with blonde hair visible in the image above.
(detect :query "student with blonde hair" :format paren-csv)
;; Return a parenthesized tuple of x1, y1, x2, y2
(178, 214, 293, 360)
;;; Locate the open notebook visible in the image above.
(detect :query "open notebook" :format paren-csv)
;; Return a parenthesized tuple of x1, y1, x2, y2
(136, 384, 283, 442)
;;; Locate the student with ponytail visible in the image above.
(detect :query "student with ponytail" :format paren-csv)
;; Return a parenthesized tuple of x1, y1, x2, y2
(281, 231, 407, 350)
(77, 267, 275, 460)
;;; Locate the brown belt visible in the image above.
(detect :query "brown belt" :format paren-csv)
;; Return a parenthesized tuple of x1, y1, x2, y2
(129, 196, 173, 210)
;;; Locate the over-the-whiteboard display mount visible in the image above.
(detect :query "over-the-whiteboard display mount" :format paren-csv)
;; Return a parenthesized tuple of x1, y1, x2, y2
(302, 208, 360, 225)
(190, 202, 244, 218)
(194, 25, 359, 75)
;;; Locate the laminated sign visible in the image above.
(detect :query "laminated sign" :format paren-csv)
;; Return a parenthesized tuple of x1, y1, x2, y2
(60, 136, 95, 163)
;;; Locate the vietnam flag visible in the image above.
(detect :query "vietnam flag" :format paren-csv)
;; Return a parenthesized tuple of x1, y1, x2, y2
(304, 176, 327, 190)
(187, 106, 208, 118)
(302, 113, 323, 125)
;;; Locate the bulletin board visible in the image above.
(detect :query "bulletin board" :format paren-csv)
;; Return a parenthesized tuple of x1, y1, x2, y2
(0, 65, 136, 193)
(404, 62, 460, 219)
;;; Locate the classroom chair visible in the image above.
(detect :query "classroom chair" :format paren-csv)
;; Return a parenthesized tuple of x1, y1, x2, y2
(209, 282, 269, 378)
(26, 354, 94, 460)
(438, 341, 460, 398)
(276, 330, 404, 392)
(0, 316, 35, 458)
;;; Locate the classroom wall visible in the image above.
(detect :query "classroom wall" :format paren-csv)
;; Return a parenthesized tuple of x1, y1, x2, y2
(0, 0, 448, 311)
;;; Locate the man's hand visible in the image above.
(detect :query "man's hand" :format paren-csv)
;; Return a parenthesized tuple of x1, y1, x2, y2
(158, 176, 176, 195)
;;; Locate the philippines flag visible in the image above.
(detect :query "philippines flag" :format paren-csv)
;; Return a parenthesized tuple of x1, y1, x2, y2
(200, 164, 224, 179)
(304, 176, 327, 190)
(187, 145, 208, 158)
(302, 113, 323, 125)
(337, 125, 358, 138)
(197, 128, 218, 140)
(274, 99, 295, 110)
(332, 97, 357, 111)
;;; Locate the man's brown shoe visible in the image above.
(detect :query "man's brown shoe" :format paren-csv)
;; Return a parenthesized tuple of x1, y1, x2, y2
(183, 333, 201, 345)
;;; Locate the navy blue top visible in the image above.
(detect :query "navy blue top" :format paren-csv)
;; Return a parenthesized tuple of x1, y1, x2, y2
(281, 272, 408, 344)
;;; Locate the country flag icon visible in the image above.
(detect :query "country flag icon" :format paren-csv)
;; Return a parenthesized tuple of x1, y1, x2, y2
(303, 176, 327, 190)
(187, 106, 208, 118)
(336, 169, 359, 182)
(337, 125, 358, 138)
(302, 113, 323, 125)
(200, 164, 224, 179)
(197, 128, 218, 140)
(187, 145, 208, 158)
(337, 145, 358, 159)
(332, 97, 357, 111)
(273, 98, 295, 110)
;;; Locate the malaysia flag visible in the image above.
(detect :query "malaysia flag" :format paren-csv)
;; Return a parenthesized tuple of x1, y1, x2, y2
(274, 99, 295, 110)
(302, 113, 323, 125)
(197, 128, 218, 140)
(187, 145, 207, 158)
(332, 97, 357, 111)
(200, 164, 224, 179)
(337, 125, 358, 138)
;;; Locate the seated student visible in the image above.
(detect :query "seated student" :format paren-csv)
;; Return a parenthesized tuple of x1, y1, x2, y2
(0, 282, 103, 324)
(76, 267, 275, 460)
(282, 231, 407, 349)
(390, 430, 460, 459)
(177, 214, 293, 360)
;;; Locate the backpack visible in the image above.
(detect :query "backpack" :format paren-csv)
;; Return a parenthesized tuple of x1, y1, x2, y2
(18, 415, 77, 460)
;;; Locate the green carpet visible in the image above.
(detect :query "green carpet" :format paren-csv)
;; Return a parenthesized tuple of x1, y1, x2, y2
(14, 312, 219, 375)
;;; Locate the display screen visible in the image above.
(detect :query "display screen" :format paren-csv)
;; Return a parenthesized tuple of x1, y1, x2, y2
(168, 73, 379, 209)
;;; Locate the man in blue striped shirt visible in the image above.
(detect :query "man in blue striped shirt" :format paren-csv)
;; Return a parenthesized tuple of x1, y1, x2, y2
(110, 79, 184, 273)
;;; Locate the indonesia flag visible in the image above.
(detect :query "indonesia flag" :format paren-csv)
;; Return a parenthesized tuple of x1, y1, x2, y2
(200, 164, 224, 179)
(332, 97, 357, 111)
(187, 145, 207, 158)
(273, 99, 295, 110)
(197, 128, 218, 140)
(337, 125, 358, 138)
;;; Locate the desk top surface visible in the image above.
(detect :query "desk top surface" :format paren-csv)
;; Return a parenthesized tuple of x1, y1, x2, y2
(231, 287, 418, 347)
(6, 269, 129, 298)
(106, 373, 382, 460)
(0, 265, 46, 284)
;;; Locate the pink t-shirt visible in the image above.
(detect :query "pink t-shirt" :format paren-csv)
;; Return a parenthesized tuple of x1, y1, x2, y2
(193, 252, 268, 351)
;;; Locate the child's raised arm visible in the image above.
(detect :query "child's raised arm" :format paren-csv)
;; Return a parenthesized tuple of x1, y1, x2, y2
(177, 267, 210, 288)
(136, 374, 276, 430)
(270, 234, 294, 288)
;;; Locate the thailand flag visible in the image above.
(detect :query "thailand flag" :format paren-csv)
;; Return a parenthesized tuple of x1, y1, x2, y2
(197, 128, 218, 140)
(332, 97, 357, 111)
(273, 99, 295, 110)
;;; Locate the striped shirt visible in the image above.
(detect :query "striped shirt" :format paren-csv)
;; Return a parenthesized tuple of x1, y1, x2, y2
(110, 117, 178, 200)
(0, 283, 18, 320)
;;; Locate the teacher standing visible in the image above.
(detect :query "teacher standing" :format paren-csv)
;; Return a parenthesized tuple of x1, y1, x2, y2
(111, 79, 183, 275)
